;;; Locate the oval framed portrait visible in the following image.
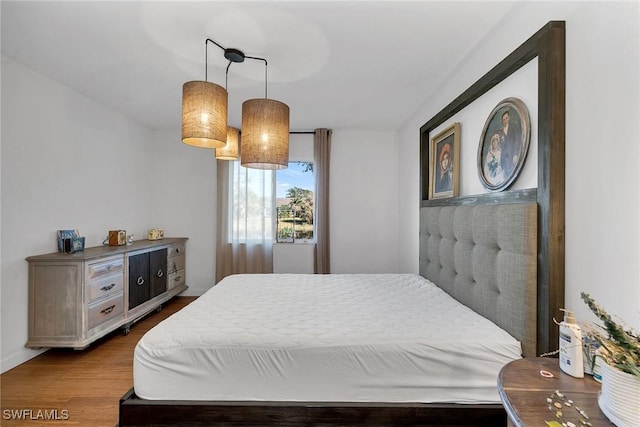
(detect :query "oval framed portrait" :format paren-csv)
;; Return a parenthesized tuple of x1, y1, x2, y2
(477, 97, 531, 191)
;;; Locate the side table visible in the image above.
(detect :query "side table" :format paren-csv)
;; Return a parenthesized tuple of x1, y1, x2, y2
(498, 357, 615, 426)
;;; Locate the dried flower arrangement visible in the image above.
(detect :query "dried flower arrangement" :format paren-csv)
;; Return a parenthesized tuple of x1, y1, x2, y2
(581, 292, 640, 378)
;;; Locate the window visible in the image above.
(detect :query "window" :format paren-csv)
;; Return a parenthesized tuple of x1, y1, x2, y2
(276, 162, 315, 243)
(227, 161, 315, 244)
(218, 131, 328, 279)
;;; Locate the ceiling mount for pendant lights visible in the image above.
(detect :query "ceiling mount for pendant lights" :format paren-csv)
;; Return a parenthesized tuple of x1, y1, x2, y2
(182, 38, 289, 169)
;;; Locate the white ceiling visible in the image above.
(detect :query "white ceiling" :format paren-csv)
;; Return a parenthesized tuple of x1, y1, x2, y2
(1, 1, 521, 132)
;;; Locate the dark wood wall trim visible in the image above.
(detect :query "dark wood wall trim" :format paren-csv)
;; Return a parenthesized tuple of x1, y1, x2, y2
(419, 21, 565, 355)
(420, 188, 536, 207)
(536, 23, 566, 356)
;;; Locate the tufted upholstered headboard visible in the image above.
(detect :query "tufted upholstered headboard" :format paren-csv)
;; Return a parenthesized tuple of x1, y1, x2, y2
(419, 202, 538, 357)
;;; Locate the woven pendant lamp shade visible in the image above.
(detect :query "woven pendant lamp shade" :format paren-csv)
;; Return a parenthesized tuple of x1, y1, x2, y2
(241, 99, 290, 169)
(215, 126, 240, 160)
(182, 81, 228, 148)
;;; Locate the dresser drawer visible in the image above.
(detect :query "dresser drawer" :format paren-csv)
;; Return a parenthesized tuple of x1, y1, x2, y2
(168, 243, 186, 258)
(167, 254, 185, 274)
(167, 269, 185, 290)
(88, 292, 123, 329)
(88, 272, 124, 302)
(87, 257, 124, 280)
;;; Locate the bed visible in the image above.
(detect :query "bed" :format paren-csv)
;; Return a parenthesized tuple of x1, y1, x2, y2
(120, 201, 538, 426)
(119, 21, 565, 427)
(133, 272, 525, 404)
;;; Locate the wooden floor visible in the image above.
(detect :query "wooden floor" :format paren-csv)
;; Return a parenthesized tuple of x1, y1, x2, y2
(1, 296, 196, 427)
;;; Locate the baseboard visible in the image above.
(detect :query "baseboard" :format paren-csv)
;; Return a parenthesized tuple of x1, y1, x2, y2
(178, 287, 207, 297)
(1, 347, 47, 374)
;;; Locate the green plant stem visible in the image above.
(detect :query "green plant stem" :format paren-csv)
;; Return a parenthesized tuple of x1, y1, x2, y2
(581, 292, 640, 377)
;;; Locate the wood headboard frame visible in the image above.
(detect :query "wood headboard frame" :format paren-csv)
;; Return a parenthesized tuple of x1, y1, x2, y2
(419, 21, 565, 356)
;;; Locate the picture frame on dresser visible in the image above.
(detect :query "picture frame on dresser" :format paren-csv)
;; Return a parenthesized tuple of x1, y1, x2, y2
(70, 236, 85, 252)
(57, 229, 78, 252)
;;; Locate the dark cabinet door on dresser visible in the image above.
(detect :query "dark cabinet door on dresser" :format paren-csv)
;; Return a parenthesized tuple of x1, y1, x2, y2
(128, 252, 150, 310)
(128, 248, 168, 309)
(149, 248, 167, 298)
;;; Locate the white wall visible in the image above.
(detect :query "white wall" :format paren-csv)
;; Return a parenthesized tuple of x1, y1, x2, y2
(398, 2, 640, 329)
(0, 62, 218, 372)
(289, 133, 314, 162)
(330, 129, 401, 273)
(0, 57, 152, 371)
(150, 129, 217, 296)
(273, 243, 315, 273)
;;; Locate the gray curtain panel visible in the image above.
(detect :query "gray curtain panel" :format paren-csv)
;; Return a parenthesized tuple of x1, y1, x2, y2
(314, 128, 332, 274)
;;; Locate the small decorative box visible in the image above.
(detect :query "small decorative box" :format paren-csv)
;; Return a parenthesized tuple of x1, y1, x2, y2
(148, 228, 164, 240)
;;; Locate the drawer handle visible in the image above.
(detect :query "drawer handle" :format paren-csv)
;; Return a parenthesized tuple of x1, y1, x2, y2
(101, 305, 116, 315)
(156, 269, 164, 278)
(100, 283, 116, 292)
(176, 248, 181, 254)
(174, 275, 182, 282)
(137, 277, 145, 286)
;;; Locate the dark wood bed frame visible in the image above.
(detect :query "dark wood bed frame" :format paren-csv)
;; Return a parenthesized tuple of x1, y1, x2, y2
(118, 21, 565, 427)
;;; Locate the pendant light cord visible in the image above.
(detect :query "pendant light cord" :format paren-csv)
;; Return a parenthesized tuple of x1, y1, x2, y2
(204, 38, 227, 82)
(245, 56, 268, 99)
(225, 61, 232, 89)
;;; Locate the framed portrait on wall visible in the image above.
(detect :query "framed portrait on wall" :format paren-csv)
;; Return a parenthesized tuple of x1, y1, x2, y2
(477, 97, 531, 191)
(429, 122, 460, 199)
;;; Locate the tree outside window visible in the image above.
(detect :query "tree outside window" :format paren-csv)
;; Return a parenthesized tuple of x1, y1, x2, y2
(276, 162, 314, 242)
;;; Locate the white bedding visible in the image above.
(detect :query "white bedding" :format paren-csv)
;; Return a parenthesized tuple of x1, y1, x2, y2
(133, 273, 521, 403)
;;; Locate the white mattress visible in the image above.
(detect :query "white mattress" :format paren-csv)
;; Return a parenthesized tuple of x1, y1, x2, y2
(134, 274, 521, 403)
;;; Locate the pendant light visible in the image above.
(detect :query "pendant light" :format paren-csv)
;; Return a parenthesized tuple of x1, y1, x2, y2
(182, 38, 290, 169)
(241, 98, 289, 169)
(182, 40, 228, 148)
(215, 126, 240, 160)
(240, 57, 289, 170)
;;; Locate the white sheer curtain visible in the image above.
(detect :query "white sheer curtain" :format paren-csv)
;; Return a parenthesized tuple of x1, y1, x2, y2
(216, 160, 274, 283)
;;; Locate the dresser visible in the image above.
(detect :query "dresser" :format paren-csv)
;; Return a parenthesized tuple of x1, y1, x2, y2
(26, 238, 188, 349)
